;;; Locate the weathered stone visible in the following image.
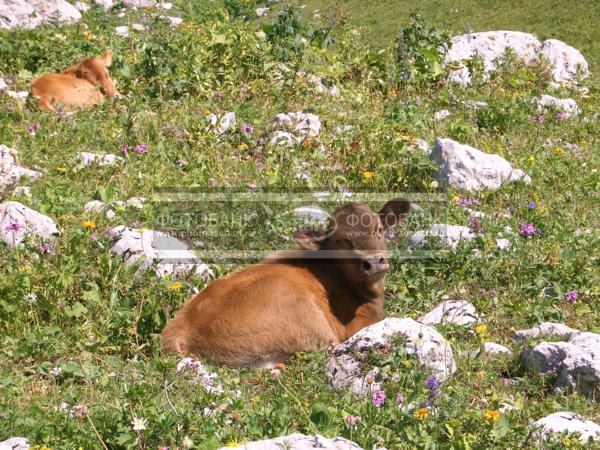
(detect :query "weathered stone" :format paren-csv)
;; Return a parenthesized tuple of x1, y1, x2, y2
(0, 201, 59, 247)
(93, 0, 113, 9)
(122, 0, 155, 7)
(78, 152, 124, 167)
(538, 95, 580, 117)
(513, 322, 578, 342)
(326, 318, 456, 395)
(420, 300, 479, 326)
(218, 434, 363, 450)
(0, 0, 81, 29)
(0, 437, 29, 450)
(408, 224, 475, 250)
(115, 25, 129, 37)
(108, 225, 212, 278)
(0, 78, 7, 91)
(434, 109, 451, 121)
(473, 342, 513, 357)
(255, 7, 269, 17)
(430, 138, 531, 191)
(532, 412, 600, 443)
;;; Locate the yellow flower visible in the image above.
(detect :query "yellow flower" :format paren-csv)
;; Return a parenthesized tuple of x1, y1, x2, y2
(83, 30, 95, 41)
(484, 410, 501, 423)
(362, 171, 374, 180)
(554, 147, 565, 155)
(56, 166, 67, 173)
(414, 407, 430, 420)
(203, 109, 211, 116)
(451, 195, 460, 203)
(225, 441, 241, 448)
(82, 220, 96, 229)
(528, 155, 535, 162)
(238, 143, 249, 151)
(475, 324, 488, 336)
(170, 281, 183, 291)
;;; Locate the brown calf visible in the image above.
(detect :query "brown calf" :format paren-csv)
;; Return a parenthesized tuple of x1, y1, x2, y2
(30, 50, 118, 110)
(161, 198, 411, 368)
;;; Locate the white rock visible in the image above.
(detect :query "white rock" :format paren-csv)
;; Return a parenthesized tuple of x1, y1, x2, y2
(538, 95, 580, 117)
(131, 22, 145, 31)
(473, 342, 513, 357)
(218, 434, 363, 450)
(430, 138, 531, 191)
(294, 205, 329, 224)
(78, 152, 124, 167)
(533, 412, 600, 443)
(408, 224, 475, 250)
(463, 100, 488, 109)
(5, 90, 28, 99)
(115, 25, 129, 37)
(126, 197, 145, 208)
(513, 322, 578, 342)
(13, 186, 31, 197)
(74, 1, 90, 11)
(108, 225, 212, 278)
(540, 39, 590, 84)
(420, 300, 479, 326)
(160, 15, 182, 26)
(0, 0, 81, 29)
(522, 331, 600, 396)
(157, 1, 172, 9)
(413, 138, 430, 153)
(444, 31, 589, 86)
(496, 238, 513, 251)
(0, 437, 29, 450)
(93, 0, 113, 9)
(122, 0, 155, 7)
(434, 109, 451, 121)
(84, 200, 106, 214)
(176, 357, 223, 394)
(0, 201, 59, 247)
(327, 318, 456, 395)
(272, 111, 321, 144)
(269, 131, 299, 147)
(0, 78, 7, 91)
(255, 7, 269, 17)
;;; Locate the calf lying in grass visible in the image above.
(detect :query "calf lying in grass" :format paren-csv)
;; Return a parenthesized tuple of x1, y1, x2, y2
(30, 50, 118, 110)
(161, 198, 411, 368)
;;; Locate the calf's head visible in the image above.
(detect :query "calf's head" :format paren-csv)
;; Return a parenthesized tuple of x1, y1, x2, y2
(61, 50, 118, 98)
(294, 198, 410, 281)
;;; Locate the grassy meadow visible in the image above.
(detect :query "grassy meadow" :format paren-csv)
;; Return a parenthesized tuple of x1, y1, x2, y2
(0, 0, 599, 449)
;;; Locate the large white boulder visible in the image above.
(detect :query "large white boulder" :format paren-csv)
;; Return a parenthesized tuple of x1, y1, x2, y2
(327, 318, 456, 395)
(532, 412, 600, 443)
(218, 434, 364, 450)
(420, 300, 479, 326)
(108, 225, 212, 278)
(519, 325, 600, 397)
(0, 0, 81, 29)
(430, 138, 531, 191)
(444, 31, 589, 85)
(0, 201, 59, 246)
(0, 437, 29, 450)
(408, 224, 475, 250)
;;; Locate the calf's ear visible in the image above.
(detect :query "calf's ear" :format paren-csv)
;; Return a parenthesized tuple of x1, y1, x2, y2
(294, 228, 325, 251)
(101, 49, 113, 67)
(379, 198, 411, 228)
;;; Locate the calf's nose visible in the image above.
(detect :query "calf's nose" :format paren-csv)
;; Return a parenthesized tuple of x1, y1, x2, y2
(361, 254, 389, 275)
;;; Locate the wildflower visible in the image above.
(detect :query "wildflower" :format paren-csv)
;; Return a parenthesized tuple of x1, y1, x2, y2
(528, 201, 537, 209)
(24, 293, 38, 304)
(241, 123, 254, 135)
(383, 228, 396, 241)
(468, 217, 484, 234)
(531, 114, 545, 123)
(426, 374, 440, 398)
(248, 183, 257, 191)
(555, 111, 569, 121)
(564, 291, 578, 304)
(255, 161, 265, 169)
(131, 417, 147, 431)
(270, 368, 281, 380)
(371, 389, 386, 408)
(69, 404, 88, 417)
(528, 155, 535, 162)
(396, 394, 405, 405)
(208, 178, 217, 187)
(4, 221, 24, 233)
(130, 220, 141, 228)
(170, 281, 183, 292)
(554, 147, 565, 155)
(344, 415, 362, 428)
(484, 410, 501, 423)
(39, 244, 54, 255)
(82, 220, 96, 229)
(414, 407, 430, 420)
(362, 171, 374, 180)
(456, 197, 480, 207)
(120, 144, 129, 155)
(475, 324, 488, 336)
(134, 144, 148, 154)
(83, 30, 95, 41)
(49, 367, 62, 377)
(519, 223, 540, 238)
(90, 233, 98, 242)
(27, 123, 41, 135)
(177, 158, 186, 167)
(225, 441, 240, 448)
(238, 143, 249, 151)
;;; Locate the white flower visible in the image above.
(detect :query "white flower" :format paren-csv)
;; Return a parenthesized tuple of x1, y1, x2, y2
(49, 367, 62, 377)
(24, 293, 38, 304)
(131, 417, 147, 431)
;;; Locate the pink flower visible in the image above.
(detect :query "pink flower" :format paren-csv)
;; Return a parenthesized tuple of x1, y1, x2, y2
(344, 415, 362, 428)
(519, 223, 540, 238)
(4, 221, 23, 233)
(372, 389, 386, 408)
(208, 178, 217, 187)
(134, 144, 148, 154)
(177, 158, 186, 167)
(120, 144, 129, 155)
(26, 123, 40, 135)
(564, 291, 578, 304)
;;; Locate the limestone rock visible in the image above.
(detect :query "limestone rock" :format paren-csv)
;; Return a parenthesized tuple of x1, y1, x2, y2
(408, 224, 475, 250)
(78, 152, 124, 167)
(473, 342, 513, 357)
(0, 0, 81, 29)
(513, 322, 578, 342)
(0, 201, 59, 247)
(533, 412, 600, 443)
(430, 138, 531, 191)
(420, 300, 479, 326)
(218, 434, 363, 450)
(538, 95, 580, 117)
(0, 437, 29, 450)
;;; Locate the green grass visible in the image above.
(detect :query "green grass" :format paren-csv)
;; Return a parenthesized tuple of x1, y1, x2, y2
(281, 0, 600, 74)
(0, 1, 599, 449)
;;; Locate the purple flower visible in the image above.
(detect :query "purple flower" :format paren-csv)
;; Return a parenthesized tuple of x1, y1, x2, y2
(120, 144, 129, 155)
(134, 144, 148, 154)
(255, 161, 265, 169)
(90, 234, 98, 242)
(555, 112, 569, 121)
(241, 123, 254, 135)
(468, 217, 484, 234)
(519, 223, 540, 238)
(528, 201, 537, 209)
(488, 290, 497, 298)
(371, 389, 386, 408)
(426, 375, 440, 398)
(4, 221, 23, 233)
(564, 291, 578, 304)
(177, 158, 186, 167)
(383, 227, 396, 241)
(39, 244, 54, 255)
(26, 123, 41, 135)
(456, 197, 480, 207)
(531, 114, 545, 123)
(208, 178, 217, 187)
